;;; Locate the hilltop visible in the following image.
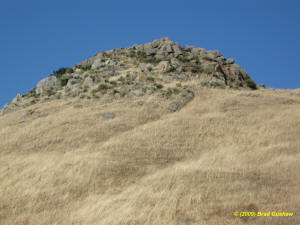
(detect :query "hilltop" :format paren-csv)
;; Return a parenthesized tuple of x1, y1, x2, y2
(2, 37, 259, 114)
(0, 39, 299, 225)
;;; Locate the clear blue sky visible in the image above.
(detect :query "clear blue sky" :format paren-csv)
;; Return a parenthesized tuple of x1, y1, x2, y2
(1, 0, 300, 107)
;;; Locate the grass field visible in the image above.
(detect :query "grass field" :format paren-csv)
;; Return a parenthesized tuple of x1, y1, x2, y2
(0, 86, 299, 225)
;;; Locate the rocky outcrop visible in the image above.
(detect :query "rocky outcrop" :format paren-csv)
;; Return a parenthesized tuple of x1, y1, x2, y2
(2, 37, 258, 114)
(36, 76, 62, 96)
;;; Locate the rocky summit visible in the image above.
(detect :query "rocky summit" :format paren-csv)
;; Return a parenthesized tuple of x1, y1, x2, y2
(1, 37, 258, 114)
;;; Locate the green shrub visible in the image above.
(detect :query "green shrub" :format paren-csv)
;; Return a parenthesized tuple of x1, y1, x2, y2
(191, 65, 204, 73)
(203, 56, 214, 61)
(147, 76, 155, 82)
(194, 56, 200, 64)
(53, 67, 74, 78)
(46, 89, 55, 96)
(172, 88, 180, 94)
(143, 57, 162, 65)
(129, 50, 136, 57)
(155, 83, 164, 89)
(118, 76, 125, 82)
(109, 81, 117, 86)
(76, 64, 92, 71)
(97, 83, 109, 90)
(178, 56, 190, 63)
(245, 79, 257, 90)
(112, 89, 119, 94)
(24, 88, 38, 98)
(60, 77, 69, 86)
(163, 87, 180, 98)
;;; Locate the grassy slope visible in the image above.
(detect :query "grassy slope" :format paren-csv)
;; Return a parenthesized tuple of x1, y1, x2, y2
(0, 87, 299, 225)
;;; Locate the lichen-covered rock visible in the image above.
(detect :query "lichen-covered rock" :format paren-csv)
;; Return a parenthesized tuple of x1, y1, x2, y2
(230, 64, 250, 80)
(36, 76, 62, 96)
(91, 58, 106, 70)
(12, 94, 22, 103)
(158, 61, 172, 73)
(84, 77, 94, 87)
(2, 103, 18, 114)
(67, 78, 81, 90)
(201, 61, 218, 71)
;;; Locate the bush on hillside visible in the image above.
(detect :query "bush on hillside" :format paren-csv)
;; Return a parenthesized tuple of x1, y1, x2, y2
(245, 78, 257, 90)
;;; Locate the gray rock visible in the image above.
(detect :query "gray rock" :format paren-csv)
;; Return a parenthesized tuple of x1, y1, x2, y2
(67, 78, 81, 90)
(91, 58, 105, 70)
(84, 77, 94, 87)
(62, 95, 70, 100)
(200, 81, 210, 87)
(178, 73, 189, 81)
(157, 61, 172, 73)
(210, 80, 226, 88)
(114, 93, 121, 98)
(105, 60, 117, 66)
(93, 93, 103, 99)
(104, 95, 115, 103)
(230, 64, 250, 80)
(101, 112, 115, 120)
(226, 58, 235, 64)
(170, 58, 183, 72)
(151, 40, 161, 48)
(139, 63, 154, 72)
(12, 94, 22, 103)
(207, 50, 221, 58)
(143, 43, 157, 56)
(91, 98, 99, 102)
(239, 93, 260, 97)
(119, 87, 129, 96)
(137, 101, 144, 106)
(168, 101, 184, 113)
(36, 76, 62, 96)
(191, 48, 201, 56)
(146, 89, 154, 95)
(71, 90, 81, 97)
(3, 103, 18, 114)
(164, 44, 173, 53)
(127, 92, 136, 97)
(20, 113, 29, 121)
(201, 62, 217, 71)
(173, 44, 183, 57)
(54, 93, 61, 99)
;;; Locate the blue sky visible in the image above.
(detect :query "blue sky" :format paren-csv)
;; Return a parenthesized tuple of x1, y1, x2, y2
(1, 0, 300, 107)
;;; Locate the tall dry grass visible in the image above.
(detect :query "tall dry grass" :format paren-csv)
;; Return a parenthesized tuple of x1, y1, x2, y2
(0, 87, 299, 225)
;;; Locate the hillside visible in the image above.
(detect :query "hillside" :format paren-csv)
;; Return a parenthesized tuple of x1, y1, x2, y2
(0, 39, 299, 225)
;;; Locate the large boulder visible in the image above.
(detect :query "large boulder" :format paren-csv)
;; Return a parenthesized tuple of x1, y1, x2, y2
(173, 43, 183, 57)
(36, 76, 62, 96)
(91, 58, 105, 70)
(170, 58, 183, 73)
(143, 43, 157, 56)
(230, 64, 250, 80)
(83, 77, 94, 87)
(201, 61, 218, 71)
(157, 61, 172, 73)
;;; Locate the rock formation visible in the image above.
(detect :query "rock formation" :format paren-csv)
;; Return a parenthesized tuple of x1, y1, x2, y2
(1, 37, 258, 114)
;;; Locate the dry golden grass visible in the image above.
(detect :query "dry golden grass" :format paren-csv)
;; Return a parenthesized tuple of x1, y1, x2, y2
(0, 86, 300, 225)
